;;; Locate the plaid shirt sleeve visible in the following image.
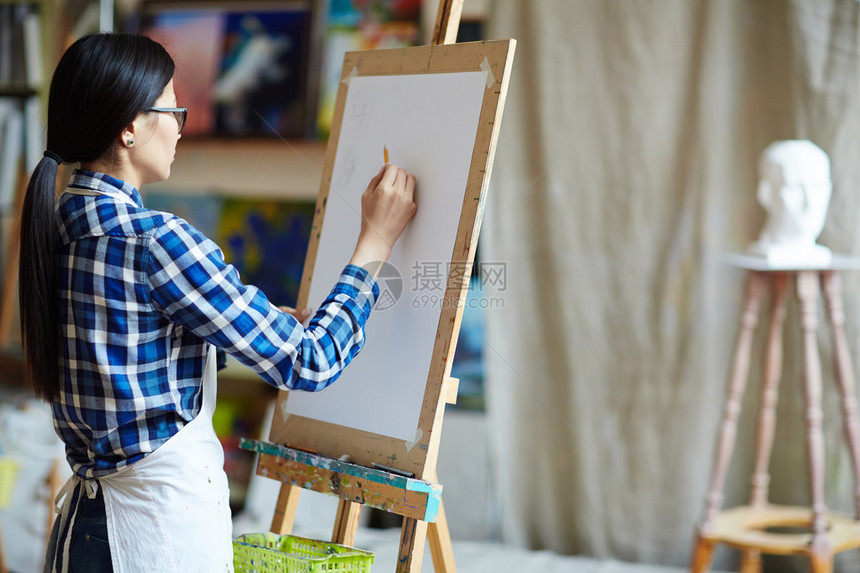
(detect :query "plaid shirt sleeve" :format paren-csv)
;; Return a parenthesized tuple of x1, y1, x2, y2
(146, 217, 379, 392)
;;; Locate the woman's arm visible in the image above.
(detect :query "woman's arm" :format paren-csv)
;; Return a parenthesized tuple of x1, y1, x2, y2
(146, 220, 378, 391)
(145, 163, 416, 391)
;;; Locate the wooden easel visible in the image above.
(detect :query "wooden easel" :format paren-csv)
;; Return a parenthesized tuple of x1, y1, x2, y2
(248, 3, 468, 572)
(241, 438, 454, 572)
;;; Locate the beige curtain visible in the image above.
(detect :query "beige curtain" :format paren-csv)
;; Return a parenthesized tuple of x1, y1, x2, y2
(483, 1, 860, 570)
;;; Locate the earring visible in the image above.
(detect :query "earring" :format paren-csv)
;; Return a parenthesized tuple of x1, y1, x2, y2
(127, 138, 134, 146)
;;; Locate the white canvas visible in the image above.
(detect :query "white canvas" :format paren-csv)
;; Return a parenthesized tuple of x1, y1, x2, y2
(284, 70, 488, 442)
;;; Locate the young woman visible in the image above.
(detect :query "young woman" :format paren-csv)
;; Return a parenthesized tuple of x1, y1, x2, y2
(23, 33, 417, 572)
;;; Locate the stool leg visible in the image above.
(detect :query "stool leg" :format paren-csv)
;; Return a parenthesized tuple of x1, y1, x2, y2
(739, 549, 762, 573)
(690, 535, 716, 573)
(808, 552, 833, 573)
(750, 272, 789, 508)
(700, 271, 767, 532)
(797, 271, 831, 556)
(821, 271, 860, 520)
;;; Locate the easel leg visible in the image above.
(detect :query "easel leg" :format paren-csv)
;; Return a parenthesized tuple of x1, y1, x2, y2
(427, 501, 456, 572)
(270, 483, 301, 535)
(0, 520, 8, 573)
(332, 500, 362, 546)
(46, 458, 62, 549)
(397, 518, 428, 573)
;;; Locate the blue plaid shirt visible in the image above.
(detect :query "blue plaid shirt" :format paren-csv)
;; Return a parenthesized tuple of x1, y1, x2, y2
(54, 170, 378, 478)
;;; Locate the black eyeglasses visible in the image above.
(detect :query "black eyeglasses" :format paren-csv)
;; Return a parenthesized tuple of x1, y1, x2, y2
(147, 107, 187, 134)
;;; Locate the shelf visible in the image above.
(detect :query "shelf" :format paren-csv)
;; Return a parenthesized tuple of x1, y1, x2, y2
(146, 137, 327, 200)
(0, 347, 26, 389)
(0, 86, 38, 97)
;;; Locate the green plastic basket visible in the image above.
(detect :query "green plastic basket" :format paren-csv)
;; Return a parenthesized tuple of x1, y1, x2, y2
(233, 533, 374, 573)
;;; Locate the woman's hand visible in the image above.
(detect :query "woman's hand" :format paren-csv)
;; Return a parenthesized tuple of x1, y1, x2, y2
(279, 306, 311, 325)
(349, 163, 417, 275)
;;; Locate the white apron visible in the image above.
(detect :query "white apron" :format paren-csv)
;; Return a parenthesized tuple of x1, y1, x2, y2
(52, 187, 233, 572)
(52, 347, 233, 573)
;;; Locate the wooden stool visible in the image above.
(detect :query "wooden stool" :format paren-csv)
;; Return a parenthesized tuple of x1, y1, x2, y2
(692, 257, 860, 573)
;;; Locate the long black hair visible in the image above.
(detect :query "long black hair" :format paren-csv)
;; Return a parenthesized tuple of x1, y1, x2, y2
(20, 33, 174, 401)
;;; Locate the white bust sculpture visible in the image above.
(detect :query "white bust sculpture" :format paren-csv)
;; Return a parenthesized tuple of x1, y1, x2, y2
(749, 140, 833, 266)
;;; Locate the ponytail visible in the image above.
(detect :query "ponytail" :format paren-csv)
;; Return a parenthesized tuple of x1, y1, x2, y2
(19, 153, 62, 400)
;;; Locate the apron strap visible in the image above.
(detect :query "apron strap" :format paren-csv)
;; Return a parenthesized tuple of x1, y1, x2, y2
(52, 475, 98, 573)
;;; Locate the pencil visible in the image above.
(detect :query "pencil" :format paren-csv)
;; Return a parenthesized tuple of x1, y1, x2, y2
(384, 145, 389, 164)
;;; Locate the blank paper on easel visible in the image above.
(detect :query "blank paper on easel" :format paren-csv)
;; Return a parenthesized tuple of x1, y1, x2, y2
(284, 70, 487, 442)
